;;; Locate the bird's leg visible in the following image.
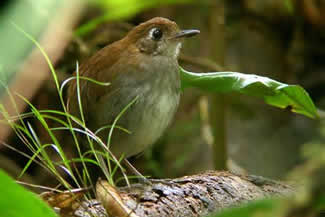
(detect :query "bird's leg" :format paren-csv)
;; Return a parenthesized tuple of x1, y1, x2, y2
(123, 158, 151, 184)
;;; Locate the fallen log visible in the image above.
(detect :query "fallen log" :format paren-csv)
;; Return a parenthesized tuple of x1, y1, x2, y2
(73, 171, 292, 217)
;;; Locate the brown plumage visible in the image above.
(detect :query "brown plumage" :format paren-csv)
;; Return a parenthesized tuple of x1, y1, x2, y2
(68, 17, 199, 158)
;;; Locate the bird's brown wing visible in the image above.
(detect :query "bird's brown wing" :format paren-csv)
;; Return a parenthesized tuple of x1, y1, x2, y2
(67, 38, 128, 124)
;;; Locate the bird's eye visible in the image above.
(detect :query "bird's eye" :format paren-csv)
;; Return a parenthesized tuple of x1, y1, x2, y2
(150, 27, 163, 41)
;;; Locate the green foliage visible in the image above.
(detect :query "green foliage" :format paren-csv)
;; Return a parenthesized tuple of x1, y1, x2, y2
(180, 67, 318, 119)
(76, 0, 197, 36)
(0, 169, 57, 217)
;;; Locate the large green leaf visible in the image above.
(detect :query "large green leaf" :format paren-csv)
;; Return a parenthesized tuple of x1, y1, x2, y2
(0, 170, 57, 217)
(180, 68, 318, 119)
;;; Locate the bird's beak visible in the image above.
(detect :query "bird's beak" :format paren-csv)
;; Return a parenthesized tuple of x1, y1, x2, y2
(170, 29, 200, 40)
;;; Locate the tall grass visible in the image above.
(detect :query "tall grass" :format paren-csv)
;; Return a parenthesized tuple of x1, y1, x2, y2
(0, 23, 135, 194)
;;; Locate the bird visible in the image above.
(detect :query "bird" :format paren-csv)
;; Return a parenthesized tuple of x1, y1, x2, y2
(67, 17, 199, 177)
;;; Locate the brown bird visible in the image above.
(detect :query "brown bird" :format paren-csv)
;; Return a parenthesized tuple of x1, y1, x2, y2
(68, 17, 199, 177)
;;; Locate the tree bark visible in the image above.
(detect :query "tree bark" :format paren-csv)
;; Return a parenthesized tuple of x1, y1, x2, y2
(74, 171, 293, 217)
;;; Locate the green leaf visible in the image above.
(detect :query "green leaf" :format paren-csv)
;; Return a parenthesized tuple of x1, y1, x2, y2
(0, 169, 57, 217)
(180, 67, 318, 119)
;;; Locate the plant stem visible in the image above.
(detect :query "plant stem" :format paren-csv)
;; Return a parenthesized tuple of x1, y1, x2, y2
(209, 0, 227, 170)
